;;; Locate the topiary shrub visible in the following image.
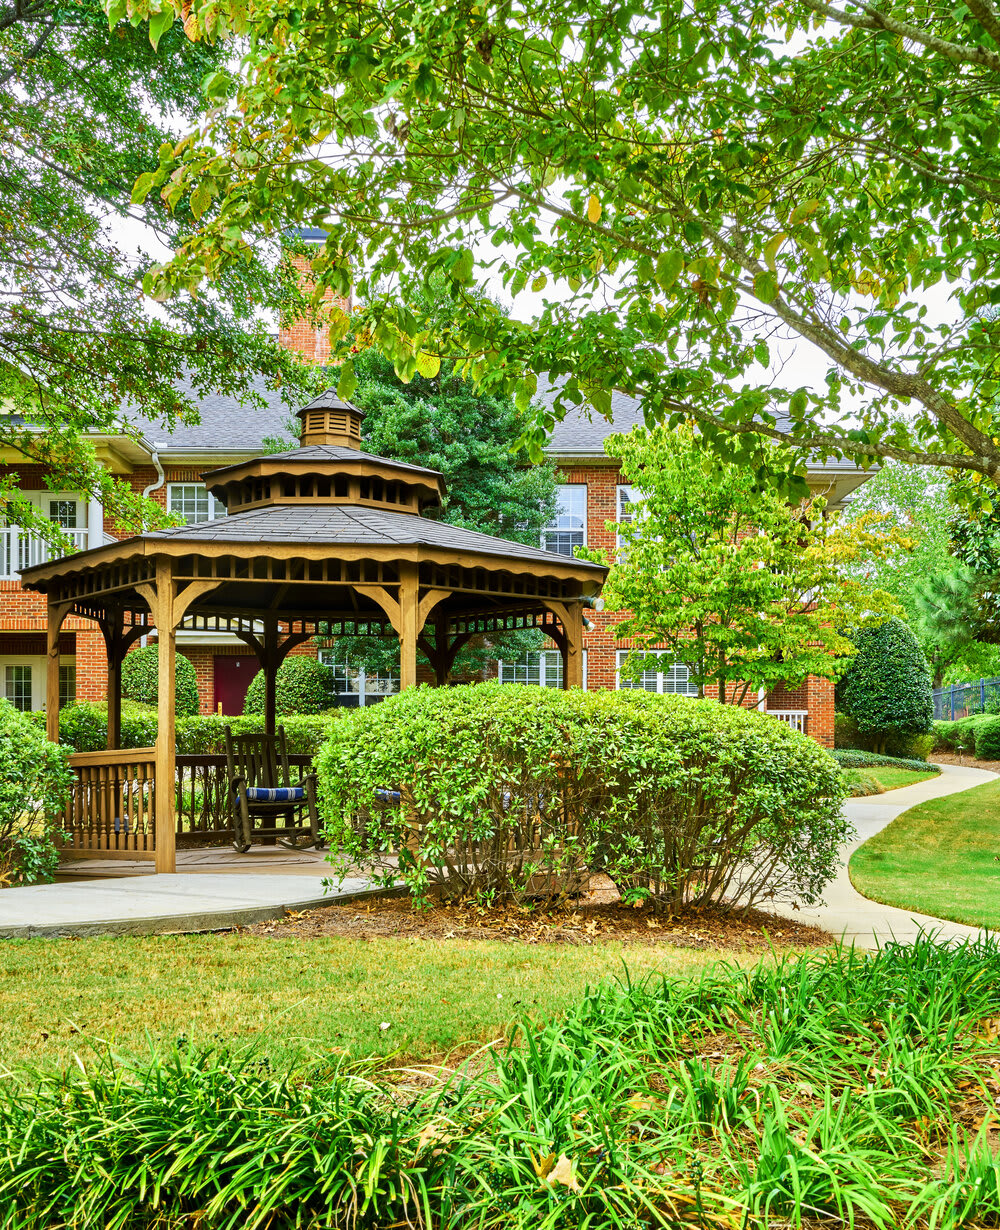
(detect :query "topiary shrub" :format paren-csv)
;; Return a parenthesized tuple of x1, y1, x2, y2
(316, 682, 850, 912)
(836, 618, 933, 753)
(829, 749, 941, 773)
(121, 645, 200, 717)
(975, 717, 1000, 761)
(0, 699, 73, 886)
(243, 655, 334, 717)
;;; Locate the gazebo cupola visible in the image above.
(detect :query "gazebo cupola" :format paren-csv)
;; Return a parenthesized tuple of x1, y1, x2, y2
(296, 389, 364, 448)
(202, 390, 446, 517)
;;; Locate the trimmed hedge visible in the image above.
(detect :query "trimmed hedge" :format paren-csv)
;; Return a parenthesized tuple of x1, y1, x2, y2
(317, 682, 850, 912)
(829, 749, 943, 774)
(932, 714, 994, 752)
(836, 618, 933, 749)
(243, 656, 334, 717)
(121, 645, 200, 717)
(0, 699, 72, 885)
(50, 704, 337, 756)
(976, 717, 1000, 760)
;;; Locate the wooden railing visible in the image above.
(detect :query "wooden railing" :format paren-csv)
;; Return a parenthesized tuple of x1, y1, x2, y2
(63, 749, 316, 856)
(766, 710, 809, 734)
(63, 748, 157, 859)
(175, 753, 314, 844)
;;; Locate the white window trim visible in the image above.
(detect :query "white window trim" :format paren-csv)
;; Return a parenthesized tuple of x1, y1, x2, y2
(1, 655, 77, 711)
(615, 650, 697, 696)
(317, 649, 398, 705)
(166, 483, 226, 525)
(541, 484, 587, 556)
(497, 649, 588, 689)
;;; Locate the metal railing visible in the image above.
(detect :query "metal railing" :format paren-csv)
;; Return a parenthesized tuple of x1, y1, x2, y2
(766, 710, 808, 734)
(933, 678, 1000, 721)
(0, 526, 89, 579)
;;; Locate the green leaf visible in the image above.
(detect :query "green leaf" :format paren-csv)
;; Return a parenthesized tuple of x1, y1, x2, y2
(131, 172, 156, 205)
(415, 352, 441, 379)
(147, 6, 174, 50)
(789, 389, 808, 416)
(189, 180, 213, 220)
(337, 359, 358, 401)
(754, 270, 779, 304)
(655, 250, 684, 293)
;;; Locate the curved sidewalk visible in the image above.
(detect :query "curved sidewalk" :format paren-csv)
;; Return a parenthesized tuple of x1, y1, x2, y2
(0, 864, 372, 939)
(770, 761, 998, 949)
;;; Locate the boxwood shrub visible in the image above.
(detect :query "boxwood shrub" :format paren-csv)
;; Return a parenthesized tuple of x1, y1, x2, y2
(55, 701, 158, 752)
(836, 618, 933, 750)
(975, 717, 1000, 761)
(0, 698, 73, 885)
(243, 656, 334, 716)
(316, 683, 850, 913)
(932, 714, 994, 752)
(121, 645, 200, 717)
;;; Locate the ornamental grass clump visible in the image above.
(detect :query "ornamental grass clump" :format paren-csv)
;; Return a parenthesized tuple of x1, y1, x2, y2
(316, 682, 849, 912)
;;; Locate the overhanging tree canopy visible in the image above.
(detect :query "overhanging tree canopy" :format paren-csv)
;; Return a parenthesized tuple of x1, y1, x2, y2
(133, 0, 1000, 505)
(0, 0, 317, 539)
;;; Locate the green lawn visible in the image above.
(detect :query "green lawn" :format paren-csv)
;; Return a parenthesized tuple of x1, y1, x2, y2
(850, 775, 1000, 927)
(0, 932, 721, 1070)
(842, 765, 940, 793)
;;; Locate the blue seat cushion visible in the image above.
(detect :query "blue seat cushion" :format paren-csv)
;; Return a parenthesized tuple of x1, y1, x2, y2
(242, 786, 305, 803)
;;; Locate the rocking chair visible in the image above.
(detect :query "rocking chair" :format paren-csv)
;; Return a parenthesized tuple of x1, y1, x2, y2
(224, 725, 321, 853)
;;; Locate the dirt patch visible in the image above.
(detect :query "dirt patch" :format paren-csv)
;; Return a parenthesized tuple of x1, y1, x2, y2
(239, 876, 832, 952)
(932, 753, 1000, 773)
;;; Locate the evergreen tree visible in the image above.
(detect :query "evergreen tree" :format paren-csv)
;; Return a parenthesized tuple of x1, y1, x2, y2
(837, 619, 934, 751)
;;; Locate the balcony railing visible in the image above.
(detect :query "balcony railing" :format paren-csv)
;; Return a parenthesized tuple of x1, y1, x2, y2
(0, 526, 89, 580)
(766, 709, 808, 734)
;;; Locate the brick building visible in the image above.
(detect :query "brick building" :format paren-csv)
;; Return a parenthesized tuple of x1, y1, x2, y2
(0, 325, 869, 746)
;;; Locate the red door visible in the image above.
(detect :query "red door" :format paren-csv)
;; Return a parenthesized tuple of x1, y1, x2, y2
(213, 655, 258, 716)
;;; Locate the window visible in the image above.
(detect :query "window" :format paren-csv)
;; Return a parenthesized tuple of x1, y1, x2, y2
(317, 650, 398, 705)
(48, 499, 78, 529)
(4, 665, 32, 711)
(542, 485, 586, 557)
(616, 650, 697, 696)
(499, 649, 564, 689)
(59, 662, 76, 709)
(167, 484, 226, 525)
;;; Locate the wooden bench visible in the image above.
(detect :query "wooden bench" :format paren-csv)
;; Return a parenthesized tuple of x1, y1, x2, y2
(224, 726, 321, 852)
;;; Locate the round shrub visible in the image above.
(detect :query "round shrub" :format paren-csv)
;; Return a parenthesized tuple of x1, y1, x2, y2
(316, 682, 850, 912)
(836, 618, 933, 751)
(243, 656, 334, 717)
(0, 698, 72, 885)
(975, 717, 1000, 761)
(121, 645, 200, 717)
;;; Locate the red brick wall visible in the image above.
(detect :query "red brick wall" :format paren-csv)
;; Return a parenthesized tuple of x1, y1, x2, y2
(278, 255, 351, 364)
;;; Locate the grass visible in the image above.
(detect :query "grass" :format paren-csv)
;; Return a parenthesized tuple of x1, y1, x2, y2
(3, 935, 1000, 1229)
(851, 774, 1000, 928)
(842, 765, 940, 794)
(0, 932, 722, 1070)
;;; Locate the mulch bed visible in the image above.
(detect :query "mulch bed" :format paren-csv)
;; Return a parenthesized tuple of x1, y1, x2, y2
(932, 753, 1000, 773)
(239, 876, 832, 952)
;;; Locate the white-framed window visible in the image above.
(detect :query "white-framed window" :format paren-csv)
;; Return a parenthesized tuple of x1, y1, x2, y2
(317, 649, 398, 705)
(167, 484, 226, 525)
(497, 649, 588, 689)
(542, 484, 587, 557)
(616, 650, 697, 696)
(0, 656, 77, 711)
(4, 664, 33, 711)
(616, 484, 645, 546)
(1, 493, 88, 579)
(59, 662, 76, 709)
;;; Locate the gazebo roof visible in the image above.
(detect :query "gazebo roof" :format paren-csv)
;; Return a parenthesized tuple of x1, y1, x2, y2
(205, 444, 443, 480)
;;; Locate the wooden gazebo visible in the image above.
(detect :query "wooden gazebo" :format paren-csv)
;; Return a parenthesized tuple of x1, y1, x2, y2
(21, 392, 606, 873)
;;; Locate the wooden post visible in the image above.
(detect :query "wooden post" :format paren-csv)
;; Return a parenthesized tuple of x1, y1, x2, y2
(563, 600, 584, 690)
(264, 659, 278, 737)
(398, 562, 419, 691)
(153, 562, 177, 874)
(45, 600, 70, 743)
(107, 653, 122, 751)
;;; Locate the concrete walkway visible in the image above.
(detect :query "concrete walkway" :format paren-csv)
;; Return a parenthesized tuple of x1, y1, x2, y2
(770, 761, 998, 949)
(0, 866, 374, 939)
